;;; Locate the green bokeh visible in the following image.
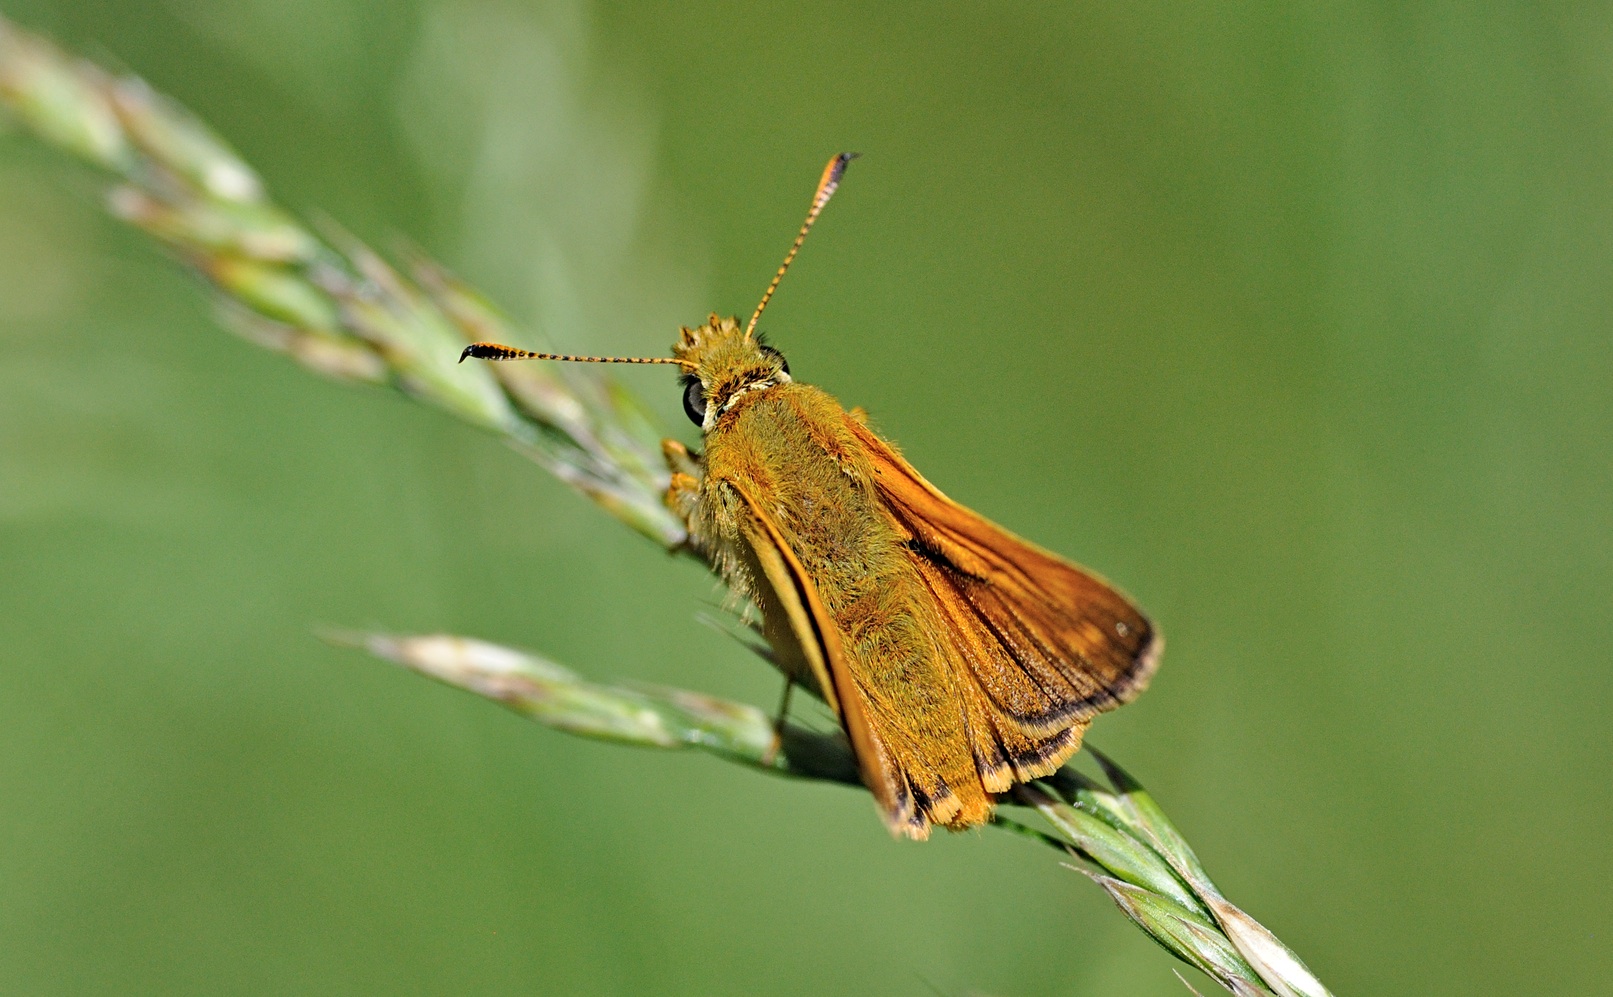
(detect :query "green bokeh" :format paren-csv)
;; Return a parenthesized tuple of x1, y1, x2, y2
(2, 2, 1609, 994)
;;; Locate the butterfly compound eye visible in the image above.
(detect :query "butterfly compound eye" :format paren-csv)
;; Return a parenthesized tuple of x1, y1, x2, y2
(682, 377, 707, 426)
(759, 344, 790, 376)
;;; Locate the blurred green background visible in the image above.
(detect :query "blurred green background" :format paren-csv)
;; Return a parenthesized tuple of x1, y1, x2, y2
(2, 2, 1609, 994)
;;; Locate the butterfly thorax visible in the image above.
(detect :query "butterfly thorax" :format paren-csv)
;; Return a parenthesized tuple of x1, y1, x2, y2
(703, 384, 895, 597)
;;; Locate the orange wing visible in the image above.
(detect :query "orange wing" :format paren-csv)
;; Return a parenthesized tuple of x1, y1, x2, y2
(844, 415, 1162, 785)
(727, 479, 930, 836)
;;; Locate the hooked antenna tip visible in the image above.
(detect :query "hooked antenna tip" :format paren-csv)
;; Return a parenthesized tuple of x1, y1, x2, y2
(745, 152, 861, 340)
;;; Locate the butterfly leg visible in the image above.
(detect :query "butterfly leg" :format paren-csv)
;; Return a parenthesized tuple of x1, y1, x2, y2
(662, 438, 701, 480)
(759, 677, 795, 768)
(661, 439, 705, 553)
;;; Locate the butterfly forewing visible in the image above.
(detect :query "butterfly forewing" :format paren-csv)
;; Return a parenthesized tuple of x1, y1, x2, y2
(843, 415, 1162, 752)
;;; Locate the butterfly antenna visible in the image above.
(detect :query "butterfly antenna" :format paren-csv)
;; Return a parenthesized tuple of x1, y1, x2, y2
(745, 152, 859, 340)
(458, 342, 695, 371)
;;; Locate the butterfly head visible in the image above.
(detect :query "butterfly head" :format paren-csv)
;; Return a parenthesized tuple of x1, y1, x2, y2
(457, 154, 846, 433)
(670, 155, 849, 431)
(674, 314, 791, 431)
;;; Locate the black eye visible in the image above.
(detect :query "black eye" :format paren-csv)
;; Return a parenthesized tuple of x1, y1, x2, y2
(759, 344, 790, 376)
(682, 377, 707, 426)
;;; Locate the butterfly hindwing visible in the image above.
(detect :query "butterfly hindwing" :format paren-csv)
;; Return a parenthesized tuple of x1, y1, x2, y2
(727, 479, 927, 836)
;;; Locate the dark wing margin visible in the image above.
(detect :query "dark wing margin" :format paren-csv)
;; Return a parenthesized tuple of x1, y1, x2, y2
(909, 553, 1091, 791)
(845, 416, 1163, 736)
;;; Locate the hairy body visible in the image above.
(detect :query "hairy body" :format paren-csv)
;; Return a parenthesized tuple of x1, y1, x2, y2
(664, 316, 1158, 837)
(680, 379, 993, 828)
(462, 160, 1156, 839)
